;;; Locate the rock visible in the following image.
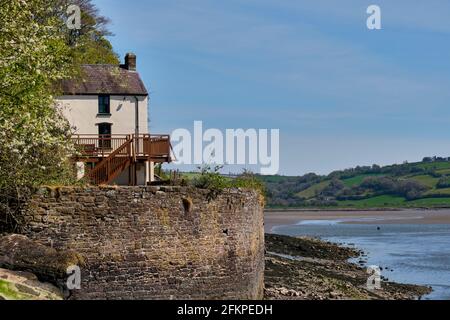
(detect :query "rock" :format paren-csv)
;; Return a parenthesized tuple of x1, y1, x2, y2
(0, 234, 84, 284)
(0, 269, 63, 300)
(264, 233, 431, 301)
(329, 291, 340, 299)
(279, 287, 290, 295)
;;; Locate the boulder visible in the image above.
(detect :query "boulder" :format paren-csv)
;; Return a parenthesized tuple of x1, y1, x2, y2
(0, 268, 63, 300)
(0, 234, 84, 284)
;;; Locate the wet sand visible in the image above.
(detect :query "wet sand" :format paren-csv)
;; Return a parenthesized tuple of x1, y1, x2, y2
(265, 209, 450, 232)
(264, 234, 431, 300)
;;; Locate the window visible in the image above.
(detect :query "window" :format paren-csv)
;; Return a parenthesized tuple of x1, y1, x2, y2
(98, 95, 110, 114)
(98, 123, 112, 149)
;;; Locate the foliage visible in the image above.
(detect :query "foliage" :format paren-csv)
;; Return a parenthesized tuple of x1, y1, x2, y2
(60, 0, 119, 65)
(233, 170, 266, 196)
(0, 0, 102, 230)
(0, 0, 119, 226)
(192, 165, 229, 200)
(437, 176, 450, 189)
(260, 158, 450, 208)
(190, 166, 266, 200)
(358, 177, 429, 200)
(0, 1, 77, 182)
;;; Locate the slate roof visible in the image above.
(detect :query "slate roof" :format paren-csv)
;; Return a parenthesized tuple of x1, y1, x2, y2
(60, 65, 148, 96)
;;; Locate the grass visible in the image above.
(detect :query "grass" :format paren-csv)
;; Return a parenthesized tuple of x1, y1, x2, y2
(337, 194, 450, 208)
(0, 278, 63, 300)
(337, 195, 406, 208)
(342, 174, 384, 188)
(297, 180, 331, 199)
(259, 175, 293, 183)
(407, 197, 450, 206)
(337, 170, 450, 208)
(0, 280, 30, 300)
(406, 175, 439, 188)
(180, 172, 239, 182)
(413, 161, 450, 171)
(265, 160, 450, 209)
(179, 172, 201, 180)
(424, 188, 450, 196)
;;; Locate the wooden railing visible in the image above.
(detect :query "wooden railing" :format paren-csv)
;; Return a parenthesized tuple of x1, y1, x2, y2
(141, 135, 172, 160)
(72, 134, 130, 158)
(72, 134, 172, 185)
(87, 137, 133, 185)
(72, 134, 172, 162)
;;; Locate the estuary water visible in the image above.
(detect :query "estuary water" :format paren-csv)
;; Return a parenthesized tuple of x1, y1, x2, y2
(270, 217, 450, 300)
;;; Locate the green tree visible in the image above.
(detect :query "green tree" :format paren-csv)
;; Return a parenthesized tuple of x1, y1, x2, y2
(1, 0, 122, 231)
(0, 0, 76, 229)
(60, 0, 120, 64)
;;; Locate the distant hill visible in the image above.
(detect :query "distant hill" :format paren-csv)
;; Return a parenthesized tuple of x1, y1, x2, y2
(259, 157, 450, 209)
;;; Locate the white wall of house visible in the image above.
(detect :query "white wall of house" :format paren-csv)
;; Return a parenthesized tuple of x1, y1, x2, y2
(57, 94, 155, 186)
(56, 95, 149, 135)
(113, 162, 148, 186)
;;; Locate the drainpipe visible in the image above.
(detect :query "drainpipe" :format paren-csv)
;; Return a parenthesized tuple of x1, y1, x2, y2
(134, 96, 139, 185)
(134, 96, 139, 139)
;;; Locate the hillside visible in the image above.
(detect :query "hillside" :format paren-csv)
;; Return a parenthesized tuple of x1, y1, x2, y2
(260, 157, 450, 209)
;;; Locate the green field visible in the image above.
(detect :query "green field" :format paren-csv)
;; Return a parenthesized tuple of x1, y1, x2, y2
(342, 173, 384, 187)
(424, 187, 450, 196)
(407, 197, 450, 206)
(413, 161, 450, 170)
(297, 180, 331, 199)
(338, 195, 450, 208)
(338, 195, 407, 208)
(407, 175, 440, 188)
(263, 160, 450, 209)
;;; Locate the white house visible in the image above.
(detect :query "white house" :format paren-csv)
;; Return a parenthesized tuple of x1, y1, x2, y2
(56, 53, 171, 185)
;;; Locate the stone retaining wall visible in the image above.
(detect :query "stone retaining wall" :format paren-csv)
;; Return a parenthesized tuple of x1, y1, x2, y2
(20, 186, 265, 300)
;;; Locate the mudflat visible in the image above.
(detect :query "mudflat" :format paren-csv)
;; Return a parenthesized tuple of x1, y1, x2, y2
(265, 209, 450, 232)
(264, 234, 431, 300)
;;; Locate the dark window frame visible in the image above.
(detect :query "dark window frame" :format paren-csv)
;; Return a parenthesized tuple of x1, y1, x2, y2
(98, 95, 111, 115)
(98, 123, 112, 149)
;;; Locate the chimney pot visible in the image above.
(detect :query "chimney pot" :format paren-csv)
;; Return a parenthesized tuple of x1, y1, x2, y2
(125, 53, 136, 71)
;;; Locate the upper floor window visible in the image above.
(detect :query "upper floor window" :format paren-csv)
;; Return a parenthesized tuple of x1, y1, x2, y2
(98, 95, 110, 114)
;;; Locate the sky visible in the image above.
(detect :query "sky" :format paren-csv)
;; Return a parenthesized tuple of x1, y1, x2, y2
(94, 0, 450, 176)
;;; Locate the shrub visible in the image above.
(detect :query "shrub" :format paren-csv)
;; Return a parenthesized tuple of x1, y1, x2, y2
(232, 170, 266, 195)
(192, 165, 229, 200)
(437, 176, 450, 189)
(359, 177, 428, 198)
(192, 166, 267, 200)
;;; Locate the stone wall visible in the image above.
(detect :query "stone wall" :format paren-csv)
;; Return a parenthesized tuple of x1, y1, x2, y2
(19, 186, 265, 300)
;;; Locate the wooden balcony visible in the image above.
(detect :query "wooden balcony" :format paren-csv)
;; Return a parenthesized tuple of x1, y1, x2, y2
(72, 134, 172, 163)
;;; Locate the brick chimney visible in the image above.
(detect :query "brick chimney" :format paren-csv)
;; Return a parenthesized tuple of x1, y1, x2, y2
(124, 53, 136, 71)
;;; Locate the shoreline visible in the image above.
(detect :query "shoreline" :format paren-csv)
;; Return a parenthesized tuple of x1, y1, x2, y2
(265, 207, 450, 212)
(265, 234, 431, 300)
(265, 208, 450, 232)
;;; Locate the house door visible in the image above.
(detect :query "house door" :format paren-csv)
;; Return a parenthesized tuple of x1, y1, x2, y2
(98, 123, 112, 149)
